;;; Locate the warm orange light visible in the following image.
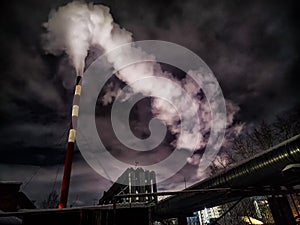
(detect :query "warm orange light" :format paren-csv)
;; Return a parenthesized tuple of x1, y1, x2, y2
(242, 216, 264, 224)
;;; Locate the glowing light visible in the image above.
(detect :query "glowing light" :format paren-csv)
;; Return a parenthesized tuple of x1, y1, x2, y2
(242, 216, 264, 224)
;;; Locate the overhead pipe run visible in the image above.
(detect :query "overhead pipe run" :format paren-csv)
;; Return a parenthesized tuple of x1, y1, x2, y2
(156, 134, 300, 217)
(195, 134, 300, 189)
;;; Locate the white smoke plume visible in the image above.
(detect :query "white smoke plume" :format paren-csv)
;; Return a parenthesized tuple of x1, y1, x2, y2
(42, 1, 242, 169)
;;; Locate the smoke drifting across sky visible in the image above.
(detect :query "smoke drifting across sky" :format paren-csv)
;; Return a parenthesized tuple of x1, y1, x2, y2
(42, 1, 241, 157)
(0, 0, 299, 206)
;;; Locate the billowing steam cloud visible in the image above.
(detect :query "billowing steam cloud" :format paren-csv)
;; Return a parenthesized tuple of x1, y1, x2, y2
(42, 1, 242, 173)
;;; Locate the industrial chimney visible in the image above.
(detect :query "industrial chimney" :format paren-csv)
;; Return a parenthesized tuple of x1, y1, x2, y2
(59, 73, 82, 208)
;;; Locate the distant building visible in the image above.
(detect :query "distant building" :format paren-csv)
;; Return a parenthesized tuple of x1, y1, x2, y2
(0, 181, 35, 212)
(198, 206, 223, 225)
(253, 196, 274, 224)
(187, 212, 200, 225)
(197, 197, 275, 225)
(99, 168, 157, 204)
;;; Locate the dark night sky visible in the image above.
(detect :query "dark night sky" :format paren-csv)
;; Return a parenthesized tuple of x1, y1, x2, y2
(0, 0, 300, 207)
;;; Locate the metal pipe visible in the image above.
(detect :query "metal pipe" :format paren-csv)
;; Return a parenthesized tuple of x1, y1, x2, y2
(194, 134, 300, 189)
(59, 74, 82, 208)
(156, 134, 300, 217)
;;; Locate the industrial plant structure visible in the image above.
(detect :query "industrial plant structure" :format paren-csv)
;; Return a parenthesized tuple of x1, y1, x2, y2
(0, 134, 299, 225)
(99, 168, 157, 205)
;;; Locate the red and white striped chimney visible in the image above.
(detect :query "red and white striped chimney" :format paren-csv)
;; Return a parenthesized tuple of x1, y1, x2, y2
(59, 73, 82, 208)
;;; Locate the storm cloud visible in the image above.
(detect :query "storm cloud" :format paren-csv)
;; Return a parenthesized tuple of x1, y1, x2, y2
(0, 0, 299, 206)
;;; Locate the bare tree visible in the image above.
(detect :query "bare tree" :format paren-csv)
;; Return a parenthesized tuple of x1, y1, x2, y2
(232, 106, 300, 161)
(209, 106, 300, 225)
(40, 189, 59, 209)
